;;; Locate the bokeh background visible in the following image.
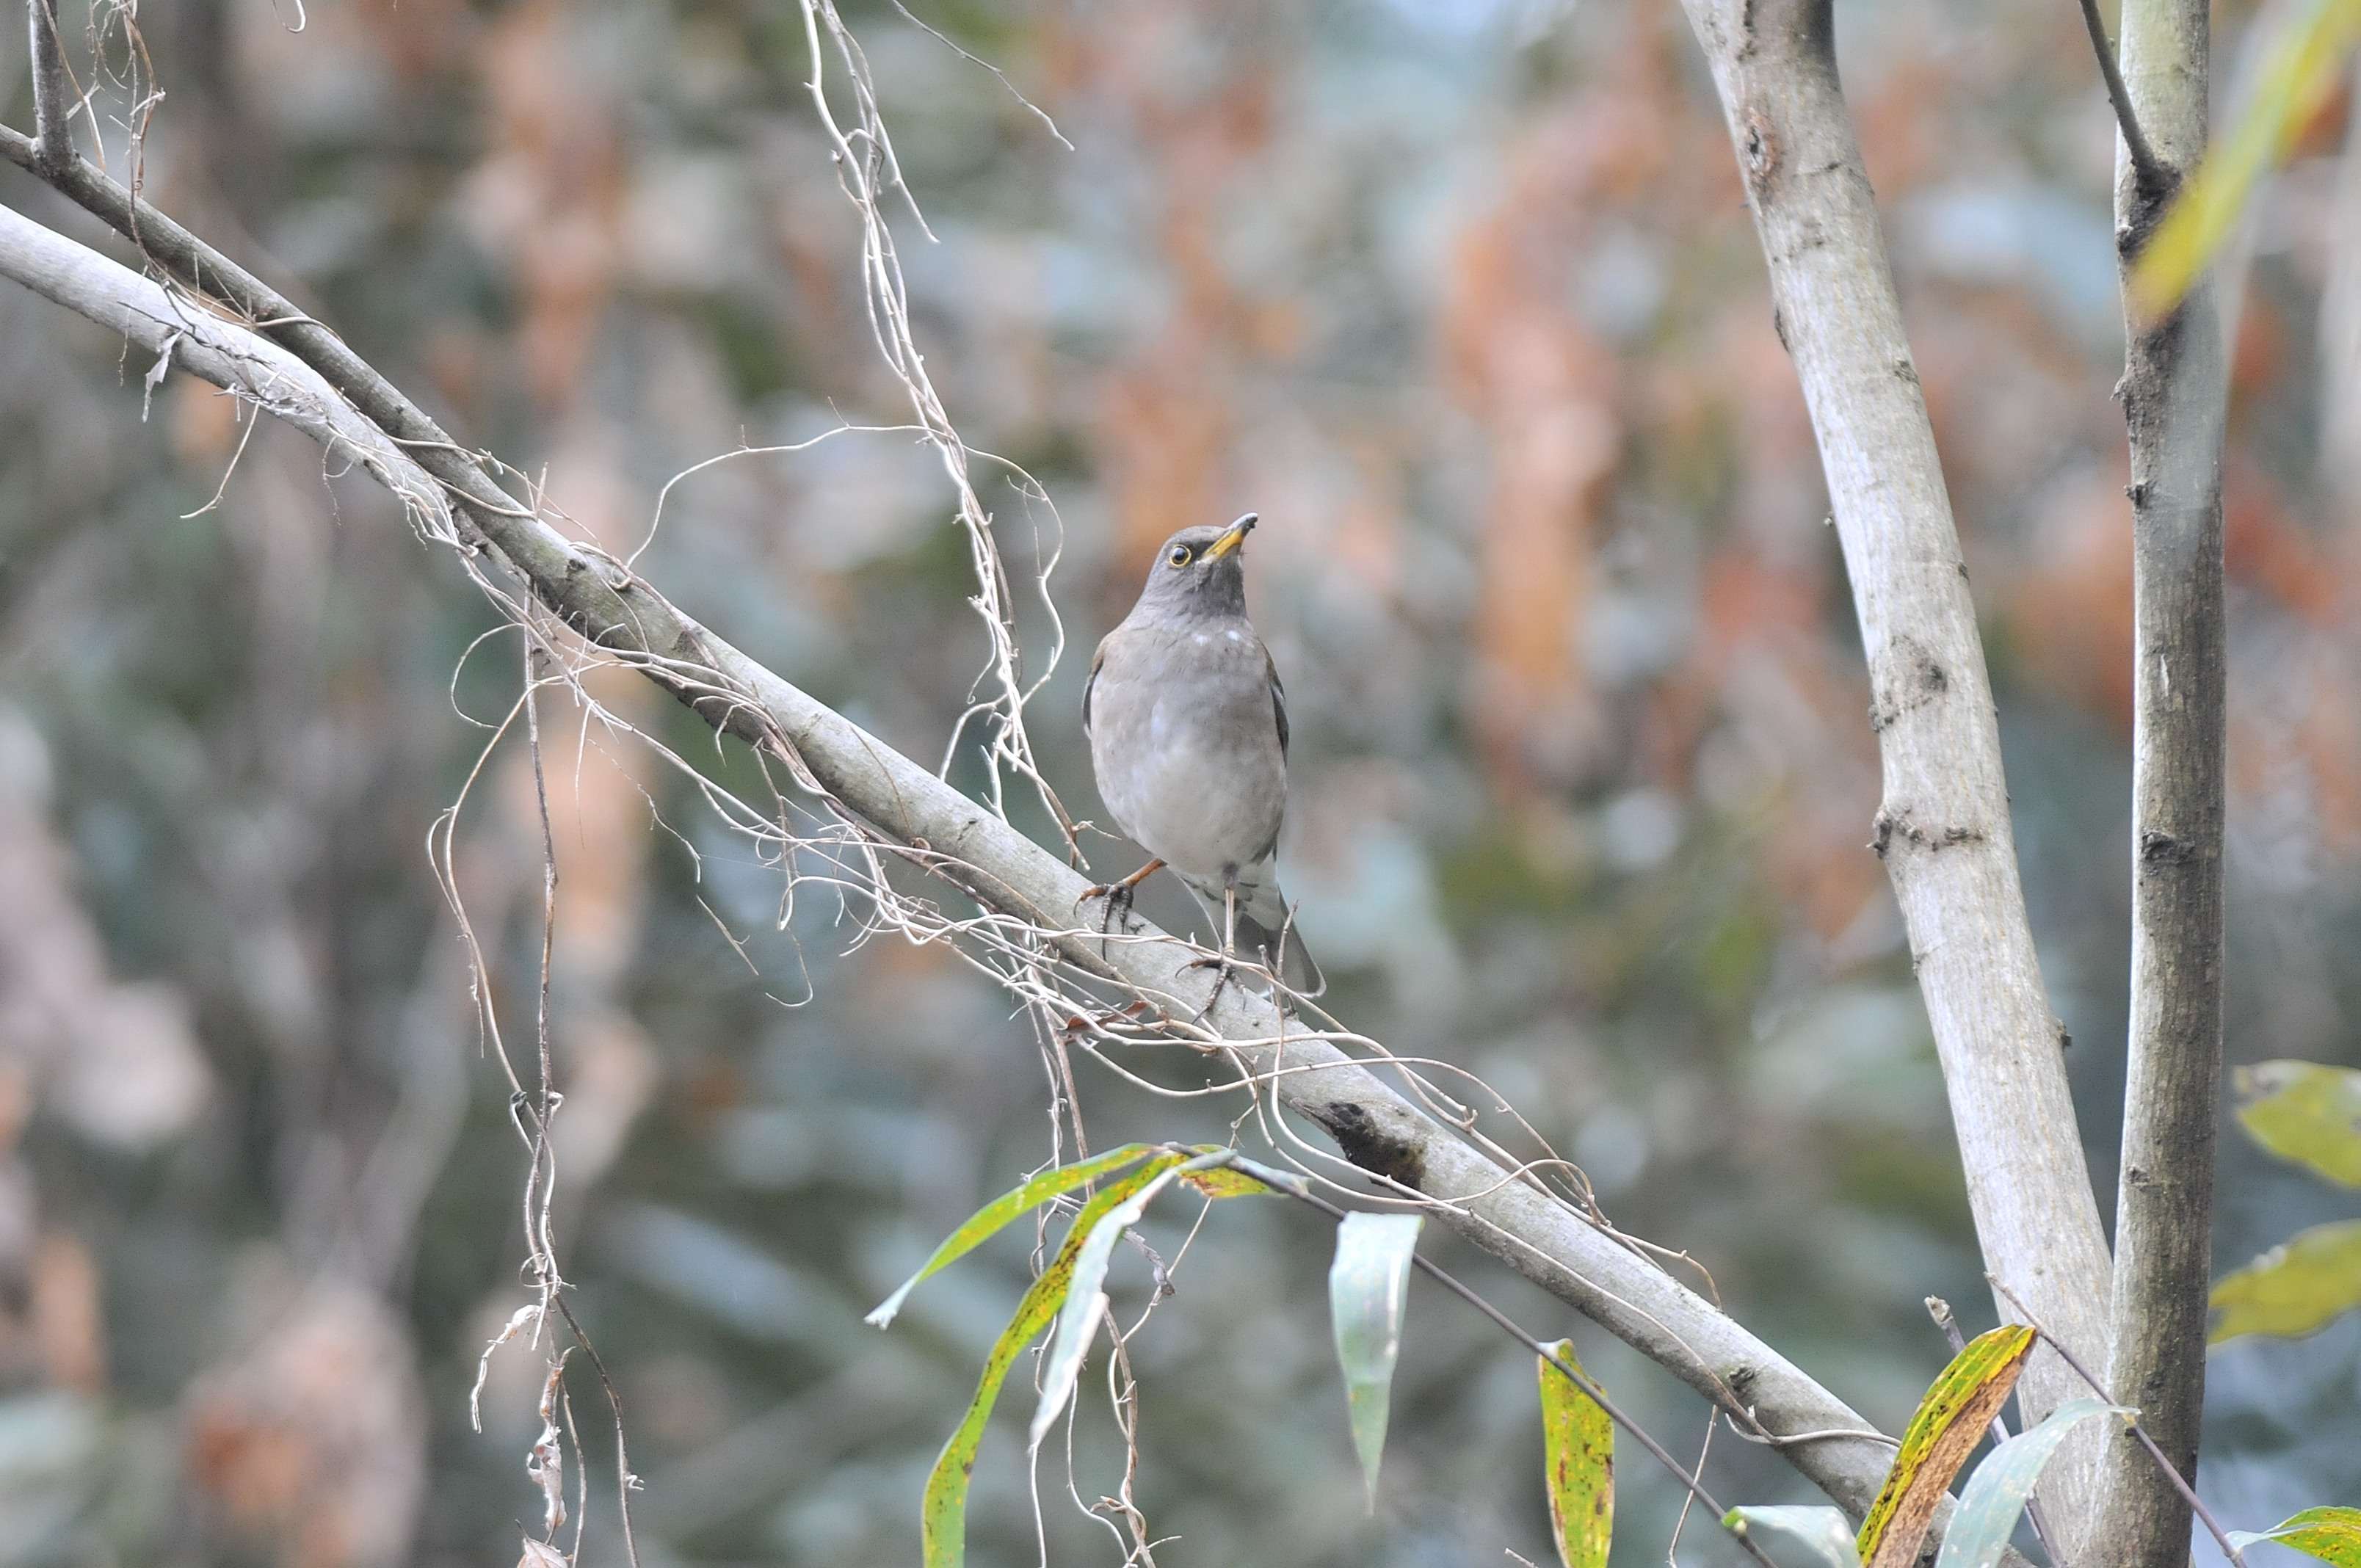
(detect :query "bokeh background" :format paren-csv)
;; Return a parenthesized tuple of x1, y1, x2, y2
(2, 0, 2358, 1563)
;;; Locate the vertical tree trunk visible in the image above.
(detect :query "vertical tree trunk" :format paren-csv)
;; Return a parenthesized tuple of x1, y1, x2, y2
(2097, 1, 2227, 1564)
(1675, 1, 2116, 1547)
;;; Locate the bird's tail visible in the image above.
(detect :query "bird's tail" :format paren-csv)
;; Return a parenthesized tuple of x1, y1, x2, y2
(1235, 899, 1324, 998)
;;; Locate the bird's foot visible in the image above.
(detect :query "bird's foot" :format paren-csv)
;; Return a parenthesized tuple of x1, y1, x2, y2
(1179, 949, 1258, 1023)
(1076, 877, 1139, 959)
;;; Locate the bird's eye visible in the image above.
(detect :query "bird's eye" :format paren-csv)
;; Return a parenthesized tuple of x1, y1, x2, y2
(1167, 546, 1192, 567)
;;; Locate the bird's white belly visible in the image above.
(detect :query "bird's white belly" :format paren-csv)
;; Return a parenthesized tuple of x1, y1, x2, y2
(1098, 696, 1283, 881)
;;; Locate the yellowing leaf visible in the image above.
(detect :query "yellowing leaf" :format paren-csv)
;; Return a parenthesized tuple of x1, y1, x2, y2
(866, 1143, 1157, 1328)
(2131, 0, 2361, 317)
(2211, 1220, 2361, 1343)
(1857, 1324, 2037, 1568)
(1537, 1340, 1612, 1568)
(920, 1150, 1190, 1567)
(2228, 1505, 2361, 1565)
(2235, 1060, 2361, 1187)
(1179, 1164, 1270, 1199)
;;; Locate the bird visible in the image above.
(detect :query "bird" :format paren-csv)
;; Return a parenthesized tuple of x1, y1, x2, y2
(1081, 512, 1323, 998)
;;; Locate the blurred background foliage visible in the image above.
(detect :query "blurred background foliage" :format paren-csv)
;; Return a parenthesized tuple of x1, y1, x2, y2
(1, 0, 2358, 1563)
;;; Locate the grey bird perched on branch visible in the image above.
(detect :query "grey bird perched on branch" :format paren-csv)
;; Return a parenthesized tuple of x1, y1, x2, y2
(1083, 513, 1324, 998)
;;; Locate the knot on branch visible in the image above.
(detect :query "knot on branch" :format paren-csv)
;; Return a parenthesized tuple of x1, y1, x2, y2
(2137, 829, 2197, 867)
(1309, 1101, 1427, 1192)
(1870, 809, 1987, 861)
(1741, 109, 1782, 201)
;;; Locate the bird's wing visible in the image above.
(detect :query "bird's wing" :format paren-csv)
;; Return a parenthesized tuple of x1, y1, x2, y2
(1081, 636, 1109, 738)
(1266, 643, 1288, 758)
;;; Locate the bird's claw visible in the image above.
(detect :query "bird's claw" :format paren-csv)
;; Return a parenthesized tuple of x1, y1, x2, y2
(1077, 878, 1139, 959)
(1180, 950, 1246, 1023)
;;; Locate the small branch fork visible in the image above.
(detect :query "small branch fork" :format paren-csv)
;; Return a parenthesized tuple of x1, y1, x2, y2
(25, 0, 71, 176)
(2074, 0, 2173, 199)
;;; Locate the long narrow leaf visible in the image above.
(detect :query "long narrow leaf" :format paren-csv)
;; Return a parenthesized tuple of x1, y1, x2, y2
(1537, 1340, 1612, 1568)
(1180, 1164, 1272, 1199)
(1329, 1211, 1423, 1509)
(1857, 1324, 2036, 1567)
(2228, 1505, 2361, 1565)
(919, 1150, 1188, 1568)
(867, 1143, 1156, 1328)
(1721, 1505, 1857, 1568)
(2233, 1060, 2361, 1187)
(1931, 1398, 2131, 1568)
(2211, 1219, 2361, 1343)
(1029, 1163, 1191, 1449)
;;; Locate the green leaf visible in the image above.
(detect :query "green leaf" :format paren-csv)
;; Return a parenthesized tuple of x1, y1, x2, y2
(1537, 1340, 1612, 1568)
(2228, 1504, 2361, 1564)
(1329, 1211, 1422, 1509)
(1028, 1161, 1191, 1449)
(2131, 0, 2361, 316)
(866, 1143, 1157, 1328)
(2211, 1219, 2361, 1343)
(1857, 1324, 2037, 1567)
(1721, 1505, 1857, 1568)
(1931, 1398, 2131, 1568)
(2234, 1060, 2361, 1187)
(919, 1150, 1189, 1568)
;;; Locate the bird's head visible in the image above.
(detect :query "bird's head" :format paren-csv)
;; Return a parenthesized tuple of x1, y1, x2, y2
(1134, 513, 1255, 618)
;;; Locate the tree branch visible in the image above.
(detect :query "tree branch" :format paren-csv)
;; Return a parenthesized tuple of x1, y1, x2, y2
(0, 182, 1923, 1526)
(2097, 1, 2227, 1562)
(2076, 0, 2172, 200)
(25, 0, 73, 178)
(1672, 0, 2117, 1550)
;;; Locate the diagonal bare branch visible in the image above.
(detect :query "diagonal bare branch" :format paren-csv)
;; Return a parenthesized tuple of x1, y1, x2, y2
(0, 183, 1934, 1528)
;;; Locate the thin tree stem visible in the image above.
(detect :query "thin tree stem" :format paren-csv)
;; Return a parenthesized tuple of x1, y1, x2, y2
(25, 0, 73, 175)
(2075, 0, 2172, 197)
(2100, 1, 2227, 1563)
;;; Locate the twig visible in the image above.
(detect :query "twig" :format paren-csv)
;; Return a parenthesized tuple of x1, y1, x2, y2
(1928, 1296, 2065, 1568)
(1987, 1276, 2246, 1567)
(2075, 0, 2173, 197)
(26, 0, 73, 175)
(1220, 1153, 1781, 1568)
(548, 1293, 644, 1568)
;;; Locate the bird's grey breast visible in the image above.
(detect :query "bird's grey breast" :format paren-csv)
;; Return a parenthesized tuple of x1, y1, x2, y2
(1087, 617, 1286, 880)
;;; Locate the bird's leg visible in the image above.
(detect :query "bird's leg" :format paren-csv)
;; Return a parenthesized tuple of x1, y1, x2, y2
(1077, 857, 1164, 956)
(1183, 880, 1243, 1022)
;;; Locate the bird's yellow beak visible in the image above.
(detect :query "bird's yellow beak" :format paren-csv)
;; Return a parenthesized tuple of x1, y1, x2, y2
(1202, 512, 1258, 561)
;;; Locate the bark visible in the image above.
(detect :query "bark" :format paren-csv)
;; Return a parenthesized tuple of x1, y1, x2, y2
(0, 185, 1939, 1528)
(2097, 1, 2227, 1561)
(25, 0, 73, 177)
(1672, 0, 2117, 1547)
